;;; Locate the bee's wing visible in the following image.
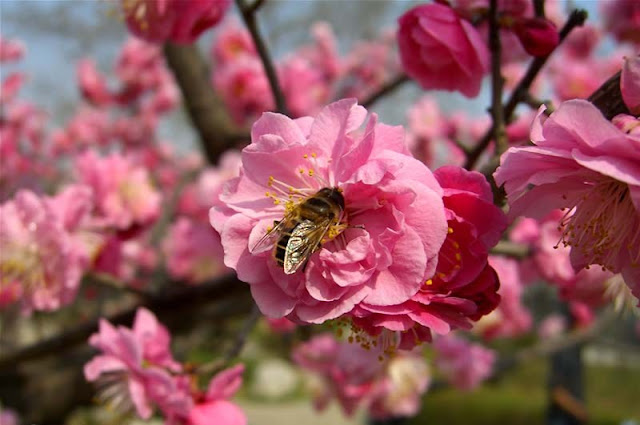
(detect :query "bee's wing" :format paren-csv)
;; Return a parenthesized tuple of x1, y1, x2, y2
(250, 217, 290, 254)
(283, 218, 332, 274)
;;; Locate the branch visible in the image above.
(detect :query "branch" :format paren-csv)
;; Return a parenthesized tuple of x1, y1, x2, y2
(163, 43, 248, 165)
(490, 241, 531, 259)
(488, 0, 507, 157)
(587, 71, 629, 119)
(464, 9, 588, 170)
(0, 273, 251, 371)
(236, 0, 289, 115)
(361, 74, 410, 109)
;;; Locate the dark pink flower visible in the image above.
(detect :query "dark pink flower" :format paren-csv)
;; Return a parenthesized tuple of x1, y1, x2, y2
(211, 99, 448, 326)
(77, 59, 113, 106)
(186, 365, 246, 425)
(397, 3, 489, 97)
(350, 166, 505, 349)
(495, 100, 640, 302)
(433, 335, 495, 391)
(512, 17, 559, 57)
(121, 0, 231, 44)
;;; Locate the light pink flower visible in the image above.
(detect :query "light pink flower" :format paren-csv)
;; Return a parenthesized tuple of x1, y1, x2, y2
(292, 333, 385, 417)
(279, 56, 330, 118)
(210, 20, 256, 64)
(0, 36, 25, 62)
(479, 256, 532, 339)
(77, 59, 113, 106)
(397, 3, 489, 97)
(350, 166, 504, 349)
(613, 113, 640, 136)
(75, 151, 162, 231)
(495, 100, 640, 302)
(433, 335, 495, 391)
(186, 365, 246, 425)
(0, 73, 25, 104)
(211, 99, 448, 326)
(563, 25, 601, 59)
(601, 0, 640, 45)
(121, 0, 230, 44)
(52, 107, 112, 154)
(212, 56, 274, 125)
(84, 308, 191, 419)
(538, 314, 567, 339)
(622, 55, 640, 114)
(0, 190, 86, 314)
(164, 217, 228, 283)
(0, 408, 19, 425)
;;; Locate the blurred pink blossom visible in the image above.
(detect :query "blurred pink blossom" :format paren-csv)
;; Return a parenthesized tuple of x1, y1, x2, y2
(397, 3, 489, 97)
(537, 314, 567, 339)
(433, 335, 495, 391)
(211, 99, 448, 327)
(77, 59, 113, 106)
(495, 100, 640, 302)
(0, 36, 25, 62)
(186, 365, 246, 425)
(0, 408, 19, 425)
(601, 0, 640, 45)
(210, 20, 256, 65)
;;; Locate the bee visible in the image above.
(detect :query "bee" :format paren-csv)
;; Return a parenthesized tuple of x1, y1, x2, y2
(252, 187, 346, 274)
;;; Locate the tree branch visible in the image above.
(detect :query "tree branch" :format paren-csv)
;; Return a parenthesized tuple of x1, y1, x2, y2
(488, 0, 507, 157)
(236, 0, 289, 115)
(361, 74, 410, 109)
(587, 71, 629, 119)
(464, 9, 588, 170)
(163, 43, 248, 165)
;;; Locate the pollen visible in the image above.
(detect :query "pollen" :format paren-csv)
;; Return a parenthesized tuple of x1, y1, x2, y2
(311, 152, 317, 158)
(448, 227, 454, 234)
(425, 279, 433, 285)
(303, 154, 308, 159)
(308, 169, 315, 177)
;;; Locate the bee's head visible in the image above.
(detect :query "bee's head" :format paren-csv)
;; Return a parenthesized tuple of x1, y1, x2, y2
(318, 187, 345, 209)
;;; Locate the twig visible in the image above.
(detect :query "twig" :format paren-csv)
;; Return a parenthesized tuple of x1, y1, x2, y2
(533, 0, 545, 18)
(522, 92, 554, 113)
(84, 273, 150, 299)
(236, 0, 288, 115)
(488, 0, 508, 157)
(0, 273, 251, 371)
(361, 74, 410, 109)
(490, 241, 531, 259)
(245, 0, 266, 15)
(587, 71, 629, 119)
(163, 43, 248, 164)
(464, 9, 588, 170)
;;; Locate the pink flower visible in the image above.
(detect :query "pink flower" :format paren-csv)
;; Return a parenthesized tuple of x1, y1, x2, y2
(279, 57, 330, 117)
(0, 73, 25, 104)
(433, 335, 495, 391)
(350, 166, 504, 349)
(397, 3, 489, 97)
(0, 36, 25, 62)
(121, 0, 230, 44)
(292, 333, 385, 417)
(538, 314, 567, 339)
(75, 151, 162, 231)
(0, 190, 86, 314)
(0, 409, 19, 425)
(601, 0, 640, 45)
(479, 256, 532, 339)
(212, 56, 274, 125)
(210, 20, 256, 64)
(563, 25, 601, 59)
(264, 317, 297, 333)
(84, 308, 192, 419)
(211, 98, 448, 326)
(77, 59, 113, 106)
(186, 365, 246, 425)
(512, 17, 559, 57)
(622, 55, 640, 114)
(163, 217, 229, 283)
(494, 100, 640, 302)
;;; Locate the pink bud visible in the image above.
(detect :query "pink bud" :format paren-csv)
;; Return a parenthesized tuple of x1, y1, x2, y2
(513, 17, 559, 57)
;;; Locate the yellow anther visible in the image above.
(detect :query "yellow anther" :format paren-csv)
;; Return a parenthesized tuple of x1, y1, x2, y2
(311, 152, 317, 158)
(299, 169, 304, 174)
(273, 199, 281, 205)
(308, 169, 315, 177)
(303, 154, 308, 159)
(265, 191, 271, 197)
(448, 227, 454, 234)
(425, 279, 433, 285)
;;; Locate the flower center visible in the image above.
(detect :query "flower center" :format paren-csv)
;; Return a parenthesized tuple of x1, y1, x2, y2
(557, 179, 639, 272)
(0, 235, 45, 293)
(93, 370, 135, 414)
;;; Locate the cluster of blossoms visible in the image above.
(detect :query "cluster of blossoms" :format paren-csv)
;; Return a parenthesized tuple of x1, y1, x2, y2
(292, 333, 430, 419)
(84, 308, 246, 425)
(210, 20, 399, 126)
(211, 98, 505, 350)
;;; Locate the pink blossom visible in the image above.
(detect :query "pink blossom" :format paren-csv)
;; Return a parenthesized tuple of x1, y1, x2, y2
(433, 335, 495, 391)
(512, 17, 559, 57)
(563, 25, 601, 59)
(75, 151, 162, 231)
(397, 3, 489, 97)
(622, 55, 640, 114)
(350, 166, 504, 349)
(480, 256, 532, 339)
(211, 21, 256, 64)
(494, 100, 640, 301)
(601, 0, 640, 45)
(279, 56, 331, 117)
(0, 36, 25, 62)
(368, 351, 430, 420)
(613, 113, 640, 136)
(264, 317, 297, 333)
(51, 107, 112, 154)
(84, 308, 192, 419)
(77, 59, 113, 106)
(0, 73, 25, 104)
(0, 408, 19, 425)
(121, 0, 230, 44)
(213, 56, 274, 125)
(186, 365, 246, 425)
(163, 217, 229, 283)
(292, 333, 385, 417)
(300, 22, 342, 82)
(0, 190, 86, 314)
(538, 314, 567, 339)
(211, 99, 448, 326)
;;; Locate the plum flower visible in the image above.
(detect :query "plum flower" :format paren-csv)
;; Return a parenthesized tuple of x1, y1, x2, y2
(186, 365, 246, 425)
(84, 308, 191, 419)
(350, 166, 505, 349)
(397, 3, 489, 98)
(433, 335, 495, 391)
(494, 100, 640, 301)
(0, 190, 87, 314)
(211, 98, 448, 326)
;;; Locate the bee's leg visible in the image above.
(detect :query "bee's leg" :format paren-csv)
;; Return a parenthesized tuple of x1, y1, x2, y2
(273, 220, 280, 226)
